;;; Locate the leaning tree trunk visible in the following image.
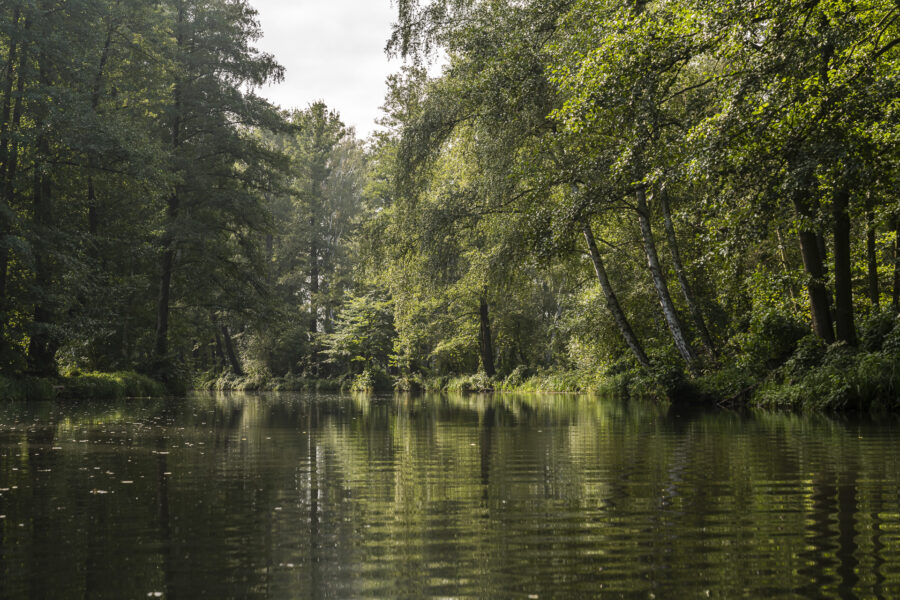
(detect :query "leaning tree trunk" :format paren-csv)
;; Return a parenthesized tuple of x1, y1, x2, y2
(791, 185, 835, 343)
(797, 229, 835, 343)
(659, 190, 717, 359)
(582, 221, 650, 368)
(831, 188, 856, 345)
(478, 295, 496, 377)
(635, 189, 698, 373)
(221, 324, 243, 376)
(213, 327, 226, 369)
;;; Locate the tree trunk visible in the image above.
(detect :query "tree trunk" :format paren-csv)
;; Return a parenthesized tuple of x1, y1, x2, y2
(213, 327, 226, 369)
(221, 324, 243, 376)
(27, 51, 56, 375)
(87, 178, 98, 235)
(28, 167, 56, 374)
(154, 195, 177, 359)
(775, 227, 800, 309)
(792, 191, 835, 343)
(659, 190, 717, 358)
(154, 11, 182, 360)
(0, 10, 27, 317)
(831, 188, 856, 344)
(0, 6, 19, 176)
(893, 218, 900, 310)
(866, 208, 879, 310)
(309, 222, 318, 334)
(478, 295, 495, 377)
(582, 221, 650, 368)
(86, 11, 115, 238)
(797, 229, 835, 343)
(817, 232, 836, 324)
(635, 188, 698, 373)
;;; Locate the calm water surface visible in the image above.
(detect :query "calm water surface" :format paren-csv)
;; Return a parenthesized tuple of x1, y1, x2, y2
(1, 392, 900, 598)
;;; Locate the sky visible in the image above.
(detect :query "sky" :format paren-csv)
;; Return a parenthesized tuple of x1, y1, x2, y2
(250, 0, 402, 138)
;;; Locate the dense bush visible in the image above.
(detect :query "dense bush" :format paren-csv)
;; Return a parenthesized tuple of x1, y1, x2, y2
(0, 376, 56, 401)
(753, 317, 900, 411)
(350, 368, 393, 393)
(60, 371, 166, 399)
(736, 310, 809, 371)
(196, 371, 346, 392)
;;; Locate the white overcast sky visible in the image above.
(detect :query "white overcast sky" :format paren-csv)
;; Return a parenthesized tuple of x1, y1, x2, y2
(250, 0, 401, 138)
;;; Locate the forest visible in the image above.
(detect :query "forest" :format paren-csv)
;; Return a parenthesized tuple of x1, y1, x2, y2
(1, 0, 900, 411)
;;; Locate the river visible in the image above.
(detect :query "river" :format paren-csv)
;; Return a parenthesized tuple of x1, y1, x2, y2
(1, 392, 899, 598)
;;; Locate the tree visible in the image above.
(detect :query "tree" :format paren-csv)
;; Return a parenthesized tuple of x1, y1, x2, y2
(151, 0, 285, 378)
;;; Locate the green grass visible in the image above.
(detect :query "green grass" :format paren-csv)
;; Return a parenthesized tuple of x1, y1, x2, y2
(60, 371, 166, 399)
(752, 348, 900, 412)
(195, 371, 347, 392)
(0, 370, 166, 401)
(0, 375, 56, 401)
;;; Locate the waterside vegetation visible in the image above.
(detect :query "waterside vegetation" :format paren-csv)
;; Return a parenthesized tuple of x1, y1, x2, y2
(2, 0, 900, 411)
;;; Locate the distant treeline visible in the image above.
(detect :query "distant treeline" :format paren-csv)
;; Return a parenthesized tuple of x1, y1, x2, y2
(3, 0, 900, 409)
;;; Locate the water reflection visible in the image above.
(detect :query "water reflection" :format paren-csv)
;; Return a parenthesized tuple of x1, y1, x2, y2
(0, 393, 899, 598)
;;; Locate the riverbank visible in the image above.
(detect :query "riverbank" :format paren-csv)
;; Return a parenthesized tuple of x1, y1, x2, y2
(188, 338, 900, 413)
(194, 371, 347, 393)
(0, 371, 166, 401)
(436, 346, 900, 413)
(7, 330, 898, 413)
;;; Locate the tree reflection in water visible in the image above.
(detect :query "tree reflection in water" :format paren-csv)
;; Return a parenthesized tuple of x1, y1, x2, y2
(0, 393, 898, 598)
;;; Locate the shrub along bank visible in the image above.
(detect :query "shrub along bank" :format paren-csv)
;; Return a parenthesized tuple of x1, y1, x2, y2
(0, 370, 167, 401)
(392, 310, 900, 413)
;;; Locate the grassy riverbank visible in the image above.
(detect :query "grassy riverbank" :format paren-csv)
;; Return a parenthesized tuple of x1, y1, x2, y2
(11, 310, 896, 413)
(194, 371, 347, 393)
(191, 334, 900, 413)
(0, 370, 166, 401)
(389, 311, 900, 413)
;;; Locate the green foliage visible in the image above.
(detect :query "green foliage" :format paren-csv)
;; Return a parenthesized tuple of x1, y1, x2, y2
(3, 0, 900, 413)
(755, 349, 900, 412)
(321, 292, 396, 372)
(60, 371, 166, 400)
(443, 372, 495, 393)
(782, 335, 828, 379)
(686, 367, 757, 404)
(393, 373, 424, 393)
(0, 375, 55, 401)
(860, 310, 899, 352)
(753, 318, 900, 411)
(736, 310, 809, 371)
(195, 370, 345, 393)
(350, 368, 393, 393)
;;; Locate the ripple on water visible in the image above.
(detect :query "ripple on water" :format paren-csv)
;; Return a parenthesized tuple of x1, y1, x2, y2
(2, 393, 900, 598)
